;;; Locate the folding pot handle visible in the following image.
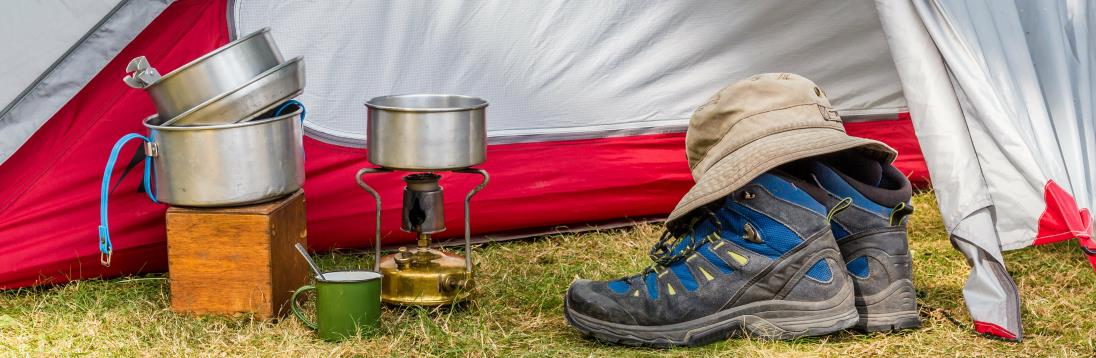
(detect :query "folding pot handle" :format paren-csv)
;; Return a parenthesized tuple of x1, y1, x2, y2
(123, 56, 161, 88)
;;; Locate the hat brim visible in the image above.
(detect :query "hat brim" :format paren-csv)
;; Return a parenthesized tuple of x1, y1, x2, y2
(666, 127, 895, 225)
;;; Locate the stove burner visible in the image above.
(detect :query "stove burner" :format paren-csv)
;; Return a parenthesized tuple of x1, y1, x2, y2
(402, 173, 445, 234)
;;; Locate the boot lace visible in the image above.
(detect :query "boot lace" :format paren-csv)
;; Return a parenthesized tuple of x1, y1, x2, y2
(641, 208, 730, 275)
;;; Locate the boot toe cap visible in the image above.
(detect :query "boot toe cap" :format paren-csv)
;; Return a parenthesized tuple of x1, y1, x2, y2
(566, 279, 639, 325)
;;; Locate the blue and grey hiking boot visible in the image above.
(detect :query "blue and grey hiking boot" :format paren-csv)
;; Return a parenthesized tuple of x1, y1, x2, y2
(781, 151, 921, 332)
(563, 173, 858, 347)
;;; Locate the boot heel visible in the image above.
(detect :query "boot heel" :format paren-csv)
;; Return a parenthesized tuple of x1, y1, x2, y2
(855, 279, 921, 332)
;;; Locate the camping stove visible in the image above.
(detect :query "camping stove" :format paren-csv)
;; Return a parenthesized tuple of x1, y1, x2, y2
(356, 94, 489, 306)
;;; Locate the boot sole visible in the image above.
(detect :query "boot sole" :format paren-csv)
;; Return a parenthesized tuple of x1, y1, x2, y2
(564, 283, 858, 347)
(854, 279, 921, 332)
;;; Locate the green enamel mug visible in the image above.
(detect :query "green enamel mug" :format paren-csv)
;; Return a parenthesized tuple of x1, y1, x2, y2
(291, 270, 382, 341)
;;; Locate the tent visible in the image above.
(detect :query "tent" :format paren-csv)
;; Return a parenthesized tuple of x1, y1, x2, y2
(0, 0, 926, 290)
(11, 0, 1089, 342)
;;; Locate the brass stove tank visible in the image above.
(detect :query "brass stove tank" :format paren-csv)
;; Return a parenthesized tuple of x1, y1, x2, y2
(378, 243, 473, 305)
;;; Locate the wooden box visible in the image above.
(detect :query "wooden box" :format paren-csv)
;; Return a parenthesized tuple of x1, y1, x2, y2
(165, 190, 308, 319)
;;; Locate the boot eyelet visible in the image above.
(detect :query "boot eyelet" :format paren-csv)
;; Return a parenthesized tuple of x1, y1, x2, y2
(740, 191, 756, 200)
(743, 223, 763, 244)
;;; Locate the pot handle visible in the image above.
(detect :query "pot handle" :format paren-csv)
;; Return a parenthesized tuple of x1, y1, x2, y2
(122, 56, 161, 88)
(98, 133, 159, 267)
(291, 285, 319, 330)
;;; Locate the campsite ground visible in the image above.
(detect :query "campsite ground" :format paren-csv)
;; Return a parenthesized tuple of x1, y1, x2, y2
(2, 193, 1094, 357)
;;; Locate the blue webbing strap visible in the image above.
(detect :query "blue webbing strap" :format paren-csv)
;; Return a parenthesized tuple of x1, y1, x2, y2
(99, 133, 156, 267)
(274, 99, 306, 121)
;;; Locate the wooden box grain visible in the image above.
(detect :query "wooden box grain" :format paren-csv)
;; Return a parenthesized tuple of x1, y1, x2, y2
(165, 190, 308, 319)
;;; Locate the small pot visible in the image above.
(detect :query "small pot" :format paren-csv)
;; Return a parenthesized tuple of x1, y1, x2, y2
(127, 28, 284, 121)
(365, 94, 488, 171)
(161, 57, 305, 126)
(143, 105, 305, 207)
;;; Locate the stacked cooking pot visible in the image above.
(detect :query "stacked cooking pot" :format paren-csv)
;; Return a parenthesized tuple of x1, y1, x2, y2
(122, 27, 305, 206)
(98, 28, 306, 266)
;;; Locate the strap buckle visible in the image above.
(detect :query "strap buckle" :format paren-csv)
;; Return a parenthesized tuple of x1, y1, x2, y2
(98, 225, 112, 267)
(100, 250, 112, 267)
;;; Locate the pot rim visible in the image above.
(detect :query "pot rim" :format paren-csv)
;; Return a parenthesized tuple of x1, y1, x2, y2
(159, 56, 303, 126)
(146, 28, 273, 88)
(144, 105, 302, 131)
(365, 94, 488, 113)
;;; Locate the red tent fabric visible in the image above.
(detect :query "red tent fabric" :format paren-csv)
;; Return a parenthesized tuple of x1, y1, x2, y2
(0, 0, 927, 289)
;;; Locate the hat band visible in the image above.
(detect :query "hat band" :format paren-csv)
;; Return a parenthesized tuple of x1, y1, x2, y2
(690, 108, 845, 177)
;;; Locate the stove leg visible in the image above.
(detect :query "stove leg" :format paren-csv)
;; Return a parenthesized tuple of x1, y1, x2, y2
(356, 167, 391, 271)
(453, 168, 489, 272)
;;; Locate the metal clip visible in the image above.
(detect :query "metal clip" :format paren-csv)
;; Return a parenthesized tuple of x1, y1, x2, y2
(144, 142, 158, 157)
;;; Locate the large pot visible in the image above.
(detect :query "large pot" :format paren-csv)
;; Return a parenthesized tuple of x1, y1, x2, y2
(129, 28, 284, 121)
(364, 94, 488, 171)
(161, 57, 305, 126)
(143, 106, 305, 207)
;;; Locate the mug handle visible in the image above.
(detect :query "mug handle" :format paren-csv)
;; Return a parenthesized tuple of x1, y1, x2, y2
(291, 285, 318, 330)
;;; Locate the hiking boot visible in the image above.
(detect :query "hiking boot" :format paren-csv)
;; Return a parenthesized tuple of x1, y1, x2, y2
(563, 173, 858, 347)
(781, 151, 921, 332)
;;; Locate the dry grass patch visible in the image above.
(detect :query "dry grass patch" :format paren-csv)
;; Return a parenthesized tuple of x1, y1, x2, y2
(2, 193, 1094, 356)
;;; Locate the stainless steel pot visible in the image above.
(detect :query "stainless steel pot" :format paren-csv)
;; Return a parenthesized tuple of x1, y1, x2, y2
(161, 57, 305, 126)
(365, 94, 488, 171)
(143, 106, 305, 207)
(126, 28, 284, 121)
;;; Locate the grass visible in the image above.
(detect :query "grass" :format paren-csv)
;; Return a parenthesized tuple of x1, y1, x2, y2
(2, 193, 1094, 356)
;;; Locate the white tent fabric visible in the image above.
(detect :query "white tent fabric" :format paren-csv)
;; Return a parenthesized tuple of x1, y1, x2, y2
(877, 0, 1096, 340)
(0, 0, 121, 109)
(231, 0, 907, 147)
(0, 0, 171, 164)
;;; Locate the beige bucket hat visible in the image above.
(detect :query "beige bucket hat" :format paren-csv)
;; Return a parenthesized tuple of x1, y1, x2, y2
(666, 73, 897, 226)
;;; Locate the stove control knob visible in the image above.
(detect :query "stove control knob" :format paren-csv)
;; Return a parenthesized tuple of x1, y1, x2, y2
(441, 274, 470, 293)
(394, 247, 412, 270)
